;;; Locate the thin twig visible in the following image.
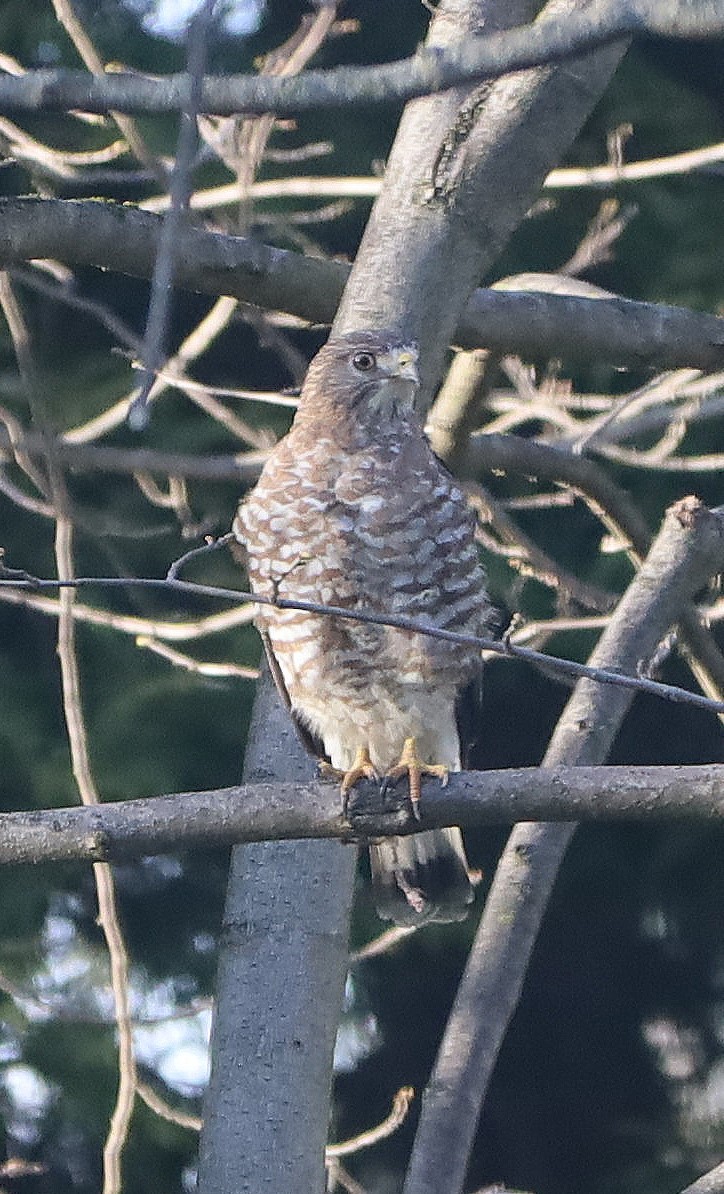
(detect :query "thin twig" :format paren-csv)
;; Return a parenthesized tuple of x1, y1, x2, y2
(326, 1087, 415, 1158)
(327, 1161, 369, 1194)
(66, 296, 271, 448)
(0, 585, 256, 640)
(130, 0, 218, 427)
(135, 635, 258, 679)
(2, 553, 724, 714)
(0, 271, 137, 1194)
(467, 482, 616, 612)
(136, 1081, 202, 1133)
(2, 534, 724, 714)
(141, 137, 724, 212)
(349, 926, 418, 963)
(55, 525, 137, 1194)
(547, 138, 724, 187)
(50, 0, 166, 185)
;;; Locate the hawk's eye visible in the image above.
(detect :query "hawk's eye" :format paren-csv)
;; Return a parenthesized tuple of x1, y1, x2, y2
(352, 350, 376, 372)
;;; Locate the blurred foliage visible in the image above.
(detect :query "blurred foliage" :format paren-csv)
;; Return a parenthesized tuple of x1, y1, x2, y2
(0, 2, 723, 1193)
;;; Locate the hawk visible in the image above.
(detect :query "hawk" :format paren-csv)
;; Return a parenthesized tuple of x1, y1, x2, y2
(234, 330, 491, 924)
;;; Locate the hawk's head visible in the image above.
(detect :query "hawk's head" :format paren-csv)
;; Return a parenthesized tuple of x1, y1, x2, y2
(301, 330, 420, 423)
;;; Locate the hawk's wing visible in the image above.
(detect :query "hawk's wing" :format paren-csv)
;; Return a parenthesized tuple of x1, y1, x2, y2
(260, 630, 329, 763)
(229, 533, 328, 763)
(455, 656, 484, 768)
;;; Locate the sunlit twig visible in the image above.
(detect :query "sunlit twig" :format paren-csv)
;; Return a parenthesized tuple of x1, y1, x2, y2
(135, 635, 258, 679)
(326, 1087, 415, 1158)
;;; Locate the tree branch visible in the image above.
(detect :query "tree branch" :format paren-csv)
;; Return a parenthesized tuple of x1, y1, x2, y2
(197, 671, 357, 1194)
(0, 0, 720, 116)
(1, 199, 723, 371)
(1, 763, 724, 867)
(0, 428, 267, 483)
(402, 497, 724, 1194)
(680, 1162, 724, 1194)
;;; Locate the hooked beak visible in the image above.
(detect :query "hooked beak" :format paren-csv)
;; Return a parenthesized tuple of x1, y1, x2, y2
(388, 345, 420, 385)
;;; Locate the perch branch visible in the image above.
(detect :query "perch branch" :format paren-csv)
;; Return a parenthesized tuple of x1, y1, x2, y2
(1, 764, 724, 867)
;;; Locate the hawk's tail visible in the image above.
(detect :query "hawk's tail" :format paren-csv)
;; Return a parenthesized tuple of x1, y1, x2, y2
(369, 827, 474, 925)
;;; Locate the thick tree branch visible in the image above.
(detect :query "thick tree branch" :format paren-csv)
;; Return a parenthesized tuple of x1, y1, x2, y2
(0, 0, 720, 116)
(1, 763, 724, 867)
(681, 1162, 724, 1194)
(197, 672, 356, 1194)
(1, 199, 722, 371)
(402, 497, 724, 1194)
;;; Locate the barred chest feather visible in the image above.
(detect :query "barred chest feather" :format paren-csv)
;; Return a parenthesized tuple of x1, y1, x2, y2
(235, 421, 488, 729)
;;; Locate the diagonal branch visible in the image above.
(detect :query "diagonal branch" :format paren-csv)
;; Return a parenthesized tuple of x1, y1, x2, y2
(401, 501, 724, 1194)
(3, 561, 724, 716)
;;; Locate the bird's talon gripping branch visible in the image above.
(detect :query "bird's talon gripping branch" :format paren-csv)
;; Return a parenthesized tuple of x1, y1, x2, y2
(336, 746, 379, 816)
(341, 746, 379, 793)
(384, 736, 448, 822)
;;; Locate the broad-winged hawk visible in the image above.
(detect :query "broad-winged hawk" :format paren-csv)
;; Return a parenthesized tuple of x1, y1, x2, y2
(234, 330, 491, 924)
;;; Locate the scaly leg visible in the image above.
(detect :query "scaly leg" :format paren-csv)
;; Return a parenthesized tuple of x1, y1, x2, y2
(383, 736, 448, 820)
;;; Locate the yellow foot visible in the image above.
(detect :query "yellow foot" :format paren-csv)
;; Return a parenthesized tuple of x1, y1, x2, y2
(383, 736, 448, 820)
(319, 748, 379, 815)
(340, 746, 379, 798)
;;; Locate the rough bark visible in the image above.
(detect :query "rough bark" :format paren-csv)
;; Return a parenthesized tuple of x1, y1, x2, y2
(402, 498, 724, 1194)
(197, 672, 357, 1194)
(1, 762, 724, 866)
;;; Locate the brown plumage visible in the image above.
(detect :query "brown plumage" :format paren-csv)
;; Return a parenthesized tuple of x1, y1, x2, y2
(234, 330, 492, 924)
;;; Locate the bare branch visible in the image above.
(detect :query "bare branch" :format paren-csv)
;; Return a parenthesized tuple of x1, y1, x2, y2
(134, 635, 258, 679)
(136, 1082, 202, 1133)
(402, 491, 724, 1194)
(0, 271, 138, 1194)
(66, 296, 270, 448)
(547, 137, 724, 187)
(0, 0, 722, 117)
(140, 133, 724, 212)
(1, 763, 724, 867)
(55, 518, 137, 1194)
(326, 1087, 415, 1158)
(0, 584, 255, 641)
(0, 426, 268, 482)
(130, 0, 217, 427)
(2, 198, 723, 371)
(680, 1162, 724, 1194)
(50, 0, 166, 185)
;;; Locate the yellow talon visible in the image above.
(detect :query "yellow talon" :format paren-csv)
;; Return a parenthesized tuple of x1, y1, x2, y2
(340, 746, 379, 797)
(384, 736, 448, 819)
